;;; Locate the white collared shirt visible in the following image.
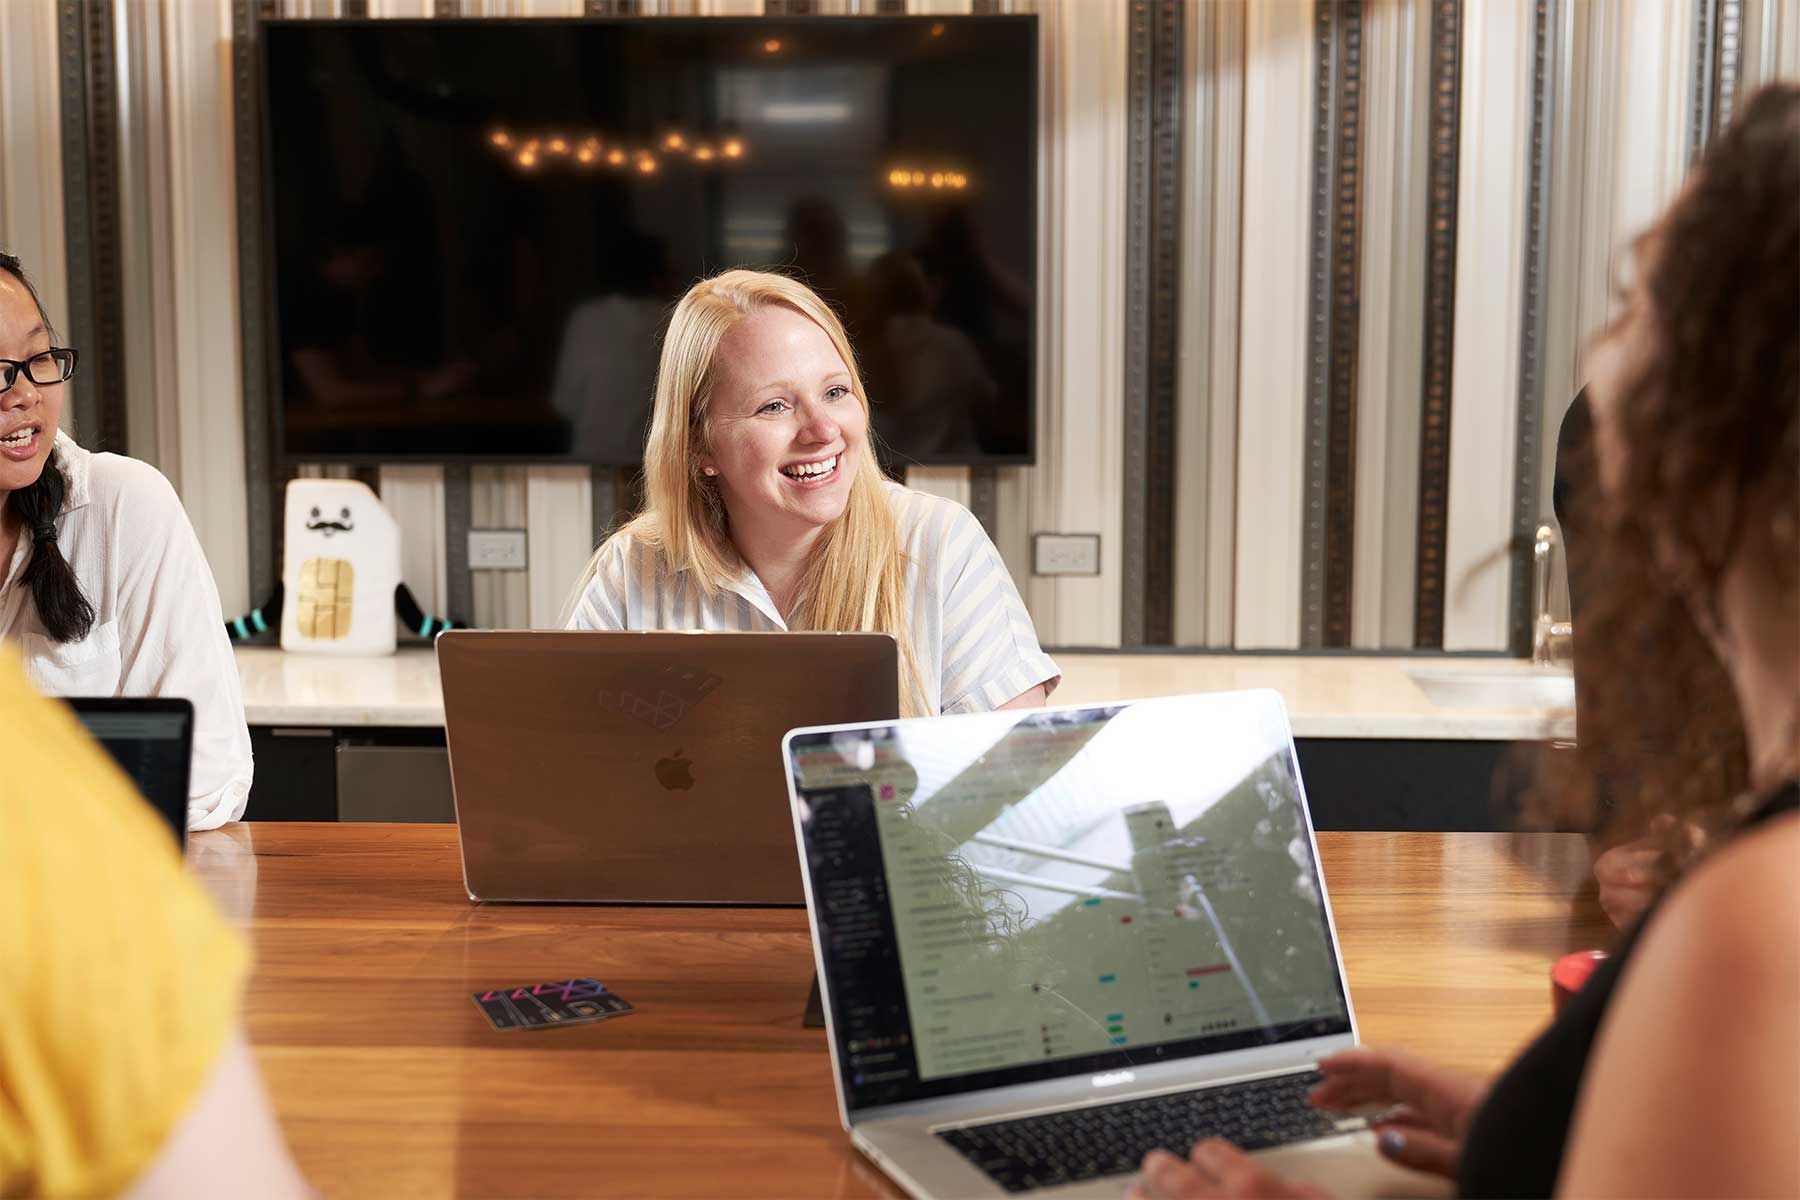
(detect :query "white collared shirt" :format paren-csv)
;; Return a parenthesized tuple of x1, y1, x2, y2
(568, 482, 1060, 715)
(0, 434, 253, 829)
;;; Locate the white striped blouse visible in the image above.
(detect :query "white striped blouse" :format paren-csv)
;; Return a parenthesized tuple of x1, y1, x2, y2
(567, 482, 1061, 715)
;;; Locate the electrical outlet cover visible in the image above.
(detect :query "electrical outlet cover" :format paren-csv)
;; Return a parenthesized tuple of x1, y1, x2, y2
(468, 528, 529, 571)
(1033, 533, 1101, 576)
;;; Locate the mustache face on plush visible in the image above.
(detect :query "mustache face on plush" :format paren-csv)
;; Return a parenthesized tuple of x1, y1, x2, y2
(306, 505, 354, 536)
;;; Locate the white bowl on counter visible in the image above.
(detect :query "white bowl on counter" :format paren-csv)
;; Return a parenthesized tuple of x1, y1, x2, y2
(1406, 663, 1576, 711)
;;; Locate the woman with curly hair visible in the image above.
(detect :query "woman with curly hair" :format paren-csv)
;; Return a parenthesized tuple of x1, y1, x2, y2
(1133, 82, 1798, 1200)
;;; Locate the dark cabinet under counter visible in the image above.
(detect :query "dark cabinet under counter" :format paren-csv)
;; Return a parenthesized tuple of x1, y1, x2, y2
(1294, 738, 1545, 831)
(247, 726, 1550, 833)
(247, 727, 452, 823)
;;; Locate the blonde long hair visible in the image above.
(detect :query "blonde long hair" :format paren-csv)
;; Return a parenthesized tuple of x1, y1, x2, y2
(587, 269, 927, 715)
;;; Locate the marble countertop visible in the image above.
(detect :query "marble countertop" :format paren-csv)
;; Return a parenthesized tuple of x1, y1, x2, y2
(237, 645, 1575, 741)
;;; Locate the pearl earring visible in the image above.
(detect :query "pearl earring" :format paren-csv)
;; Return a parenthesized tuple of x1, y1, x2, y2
(702, 467, 718, 477)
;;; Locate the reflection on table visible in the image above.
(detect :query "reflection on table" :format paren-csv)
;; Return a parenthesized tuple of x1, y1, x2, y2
(189, 823, 1608, 1199)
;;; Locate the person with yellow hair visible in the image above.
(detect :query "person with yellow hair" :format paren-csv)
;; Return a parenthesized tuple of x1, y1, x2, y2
(566, 269, 1058, 718)
(0, 647, 307, 1197)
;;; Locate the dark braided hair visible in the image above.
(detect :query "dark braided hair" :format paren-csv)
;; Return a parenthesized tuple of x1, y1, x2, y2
(1, 250, 94, 643)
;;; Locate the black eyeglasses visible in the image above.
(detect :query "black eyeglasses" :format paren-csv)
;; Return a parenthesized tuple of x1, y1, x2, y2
(0, 348, 78, 396)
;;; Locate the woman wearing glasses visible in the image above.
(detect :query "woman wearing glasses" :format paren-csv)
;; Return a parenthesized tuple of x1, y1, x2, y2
(0, 250, 252, 829)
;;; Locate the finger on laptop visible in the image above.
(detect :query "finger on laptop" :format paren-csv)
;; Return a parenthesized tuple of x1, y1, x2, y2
(1372, 1123, 1462, 1179)
(1134, 1148, 1204, 1199)
(1190, 1139, 1330, 1198)
(1311, 1048, 1481, 1123)
(1308, 1047, 1406, 1109)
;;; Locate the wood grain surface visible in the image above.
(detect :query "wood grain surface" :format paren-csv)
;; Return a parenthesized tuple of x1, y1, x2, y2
(187, 823, 1609, 1198)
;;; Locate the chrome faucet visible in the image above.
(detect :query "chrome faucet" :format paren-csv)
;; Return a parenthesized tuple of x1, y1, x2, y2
(1532, 523, 1574, 667)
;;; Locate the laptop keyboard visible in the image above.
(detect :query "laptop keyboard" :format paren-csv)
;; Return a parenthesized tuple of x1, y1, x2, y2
(938, 1070, 1345, 1194)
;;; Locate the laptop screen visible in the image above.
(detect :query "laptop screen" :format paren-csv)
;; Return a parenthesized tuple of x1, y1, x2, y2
(67, 699, 193, 849)
(787, 691, 1352, 1112)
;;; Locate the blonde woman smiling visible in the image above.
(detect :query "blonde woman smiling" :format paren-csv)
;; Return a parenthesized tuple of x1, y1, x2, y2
(567, 270, 1058, 717)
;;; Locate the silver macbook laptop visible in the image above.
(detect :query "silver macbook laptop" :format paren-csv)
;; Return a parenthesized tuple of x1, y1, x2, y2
(783, 690, 1441, 1198)
(441, 629, 898, 904)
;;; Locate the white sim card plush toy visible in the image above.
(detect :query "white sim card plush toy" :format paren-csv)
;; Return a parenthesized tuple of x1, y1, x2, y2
(280, 479, 400, 656)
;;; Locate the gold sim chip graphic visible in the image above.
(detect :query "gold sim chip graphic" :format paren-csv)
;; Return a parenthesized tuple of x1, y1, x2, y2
(296, 557, 355, 640)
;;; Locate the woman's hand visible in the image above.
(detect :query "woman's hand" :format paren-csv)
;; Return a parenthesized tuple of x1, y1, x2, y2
(1594, 813, 1704, 928)
(1128, 1142, 1328, 1199)
(1125, 1048, 1485, 1197)
(1307, 1048, 1486, 1178)
(1593, 838, 1663, 927)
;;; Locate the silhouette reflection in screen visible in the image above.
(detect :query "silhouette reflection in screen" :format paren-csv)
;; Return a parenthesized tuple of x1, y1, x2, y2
(862, 251, 990, 462)
(286, 136, 474, 417)
(549, 232, 675, 465)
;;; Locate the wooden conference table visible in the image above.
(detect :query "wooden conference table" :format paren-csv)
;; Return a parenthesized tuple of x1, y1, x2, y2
(189, 824, 1612, 1199)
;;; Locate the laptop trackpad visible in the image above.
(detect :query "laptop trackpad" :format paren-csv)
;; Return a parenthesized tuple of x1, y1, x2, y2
(1257, 1132, 1451, 1199)
(1037, 1133, 1451, 1199)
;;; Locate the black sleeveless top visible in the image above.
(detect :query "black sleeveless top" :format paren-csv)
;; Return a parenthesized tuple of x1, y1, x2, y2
(1457, 781, 1799, 1197)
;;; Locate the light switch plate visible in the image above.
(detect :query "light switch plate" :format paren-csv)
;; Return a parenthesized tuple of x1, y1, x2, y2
(468, 528, 528, 571)
(1033, 533, 1102, 576)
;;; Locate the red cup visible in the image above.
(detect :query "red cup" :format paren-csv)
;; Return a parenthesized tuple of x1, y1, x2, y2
(1552, 949, 1607, 1014)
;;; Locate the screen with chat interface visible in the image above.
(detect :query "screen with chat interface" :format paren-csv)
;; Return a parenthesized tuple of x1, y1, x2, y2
(790, 692, 1352, 1111)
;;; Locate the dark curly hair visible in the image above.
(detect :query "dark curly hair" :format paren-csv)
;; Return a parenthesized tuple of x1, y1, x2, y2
(1, 250, 94, 644)
(1532, 84, 1799, 862)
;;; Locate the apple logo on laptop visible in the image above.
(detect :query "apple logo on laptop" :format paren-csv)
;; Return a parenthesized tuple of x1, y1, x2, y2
(655, 749, 695, 791)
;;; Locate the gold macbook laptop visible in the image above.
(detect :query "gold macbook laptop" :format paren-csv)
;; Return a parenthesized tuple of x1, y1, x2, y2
(439, 629, 898, 904)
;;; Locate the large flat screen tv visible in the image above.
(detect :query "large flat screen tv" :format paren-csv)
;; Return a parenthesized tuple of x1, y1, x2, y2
(260, 16, 1038, 467)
